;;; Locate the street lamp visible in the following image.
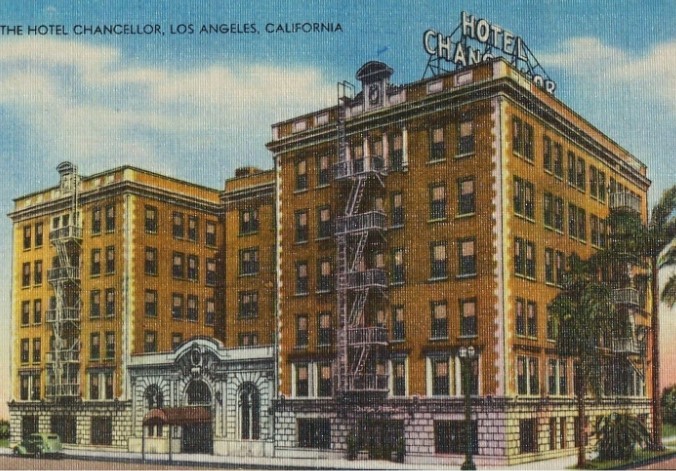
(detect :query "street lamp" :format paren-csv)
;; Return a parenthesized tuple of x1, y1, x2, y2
(458, 345, 477, 471)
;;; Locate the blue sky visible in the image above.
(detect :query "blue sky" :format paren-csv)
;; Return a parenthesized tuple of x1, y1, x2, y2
(0, 1, 675, 417)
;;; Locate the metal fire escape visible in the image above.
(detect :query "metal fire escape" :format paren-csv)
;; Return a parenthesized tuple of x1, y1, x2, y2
(334, 82, 389, 398)
(45, 162, 82, 400)
(607, 189, 646, 395)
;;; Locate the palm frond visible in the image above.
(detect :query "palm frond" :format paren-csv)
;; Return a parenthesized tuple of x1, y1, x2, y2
(661, 274, 676, 308)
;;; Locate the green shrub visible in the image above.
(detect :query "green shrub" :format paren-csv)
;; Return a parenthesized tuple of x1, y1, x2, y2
(662, 386, 676, 424)
(0, 420, 9, 440)
(346, 432, 358, 460)
(595, 413, 650, 460)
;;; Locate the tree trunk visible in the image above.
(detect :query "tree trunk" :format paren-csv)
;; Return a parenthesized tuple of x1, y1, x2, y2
(651, 257, 663, 449)
(577, 391, 586, 468)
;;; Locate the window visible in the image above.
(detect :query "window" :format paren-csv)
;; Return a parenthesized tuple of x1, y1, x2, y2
(544, 193, 553, 228)
(105, 246, 115, 273)
(525, 240, 536, 279)
(514, 176, 535, 220)
(554, 196, 564, 232)
(295, 261, 309, 295)
(567, 151, 576, 185)
(577, 207, 586, 242)
(317, 154, 330, 186)
(297, 418, 330, 449)
(318, 312, 332, 346)
(180, 295, 196, 322)
(392, 359, 406, 396)
(92, 207, 101, 234)
(23, 225, 31, 249)
(317, 206, 332, 239)
(432, 358, 449, 395)
(576, 157, 586, 191)
(391, 247, 405, 284)
(205, 299, 215, 326)
(21, 301, 30, 325)
(392, 305, 405, 341)
(391, 192, 404, 227)
(460, 298, 477, 337)
(172, 252, 185, 278)
(188, 216, 198, 242)
(295, 158, 308, 190)
(458, 177, 475, 215)
(296, 315, 309, 348)
(430, 126, 445, 161)
(516, 298, 526, 336)
(33, 300, 41, 324)
(429, 184, 446, 220)
(35, 222, 43, 247)
(105, 332, 115, 359)
(431, 301, 448, 339)
(239, 248, 259, 276)
(430, 242, 448, 279)
(172, 212, 184, 238)
(105, 288, 115, 317)
(591, 215, 600, 247)
(206, 258, 218, 285)
(145, 247, 158, 275)
(22, 262, 30, 287)
(240, 208, 259, 234)
(90, 374, 99, 400)
(519, 419, 538, 453)
(598, 171, 607, 202)
(295, 364, 309, 397)
(187, 255, 199, 281)
(390, 134, 404, 171)
(239, 332, 258, 347)
(553, 143, 563, 178)
(435, 420, 478, 455)
(555, 251, 565, 286)
(527, 301, 537, 338)
(90, 290, 101, 318)
(91, 416, 112, 445)
(145, 206, 158, 233)
(206, 220, 217, 246)
(105, 204, 115, 232)
(317, 363, 332, 397)
(91, 249, 101, 276)
(543, 136, 552, 172)
(517, 356, 539, 395)
(458, 114, 475, 155)
(90, 333, 100, 360)
(238, 290, 258, 318)
(145, 290, 157, 317)
(172, 293, 184, 319)
(513, 117, 522, 156)
(32, 338, 41, 363)
(295, 210, 309, 242)
(20, 339, 29, 363)
(515, 238, 536, 279)
(172, 333, 183, 350)
(545, 248, 554, 284)
(458, 238, 477, 277)
(317, 258, 333, 292)
(144, 331, 157, 353)
(590, 166, 598, 198)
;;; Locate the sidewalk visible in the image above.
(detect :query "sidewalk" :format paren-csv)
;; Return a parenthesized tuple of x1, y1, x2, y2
(1, 445, 583, 470)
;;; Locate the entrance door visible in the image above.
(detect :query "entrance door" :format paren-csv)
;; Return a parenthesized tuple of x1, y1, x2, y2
(358, 418, 404, 459)
(181, 423, 213, 454)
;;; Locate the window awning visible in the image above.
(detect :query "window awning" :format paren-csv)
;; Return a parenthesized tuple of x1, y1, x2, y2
(142, 406, 211, 426)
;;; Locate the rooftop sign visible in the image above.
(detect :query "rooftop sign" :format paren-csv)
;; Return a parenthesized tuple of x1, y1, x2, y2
(423, 12, 556, 94)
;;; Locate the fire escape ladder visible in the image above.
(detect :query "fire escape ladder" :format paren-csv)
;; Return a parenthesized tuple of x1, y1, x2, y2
(349, 289, 368, 325)
(346, 176, 366, 216)
(350, 231, 368, 273)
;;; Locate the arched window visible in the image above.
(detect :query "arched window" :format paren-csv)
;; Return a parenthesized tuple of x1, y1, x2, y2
(240, 383, 260, 440)
(186, 380, 211, 406)
(145, 385, 164, 410)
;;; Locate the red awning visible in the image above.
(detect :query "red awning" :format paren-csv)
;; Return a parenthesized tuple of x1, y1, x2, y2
(142, 406, 211, 426)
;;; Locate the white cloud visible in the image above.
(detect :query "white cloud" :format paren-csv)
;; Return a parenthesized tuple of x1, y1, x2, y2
(0, 37, 334, 186)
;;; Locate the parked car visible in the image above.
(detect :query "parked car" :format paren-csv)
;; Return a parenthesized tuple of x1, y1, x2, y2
(13, 433, 63, 458)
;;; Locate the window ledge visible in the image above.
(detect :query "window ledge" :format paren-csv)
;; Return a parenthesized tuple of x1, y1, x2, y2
(428, 217, 448, 223)
(427, 158, 447, 165)
(389, 224, 404, 230)
(455, 152, 475, 159)
(455, 213, 475, 219)
(429, 336, 449, 341)
(293, 188, 309, 195)
(315, 236, 331, 242)
(456, 273, 476, 279)
(428, 276, 449, 283)
(458, 335, 478, 339)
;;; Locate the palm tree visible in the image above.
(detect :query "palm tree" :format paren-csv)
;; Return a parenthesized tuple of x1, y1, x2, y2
(550, 253, 616, 468)
(606, 185, 676, 449)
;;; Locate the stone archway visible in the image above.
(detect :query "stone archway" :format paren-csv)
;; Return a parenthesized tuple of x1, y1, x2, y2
(182, 379, 213, 453)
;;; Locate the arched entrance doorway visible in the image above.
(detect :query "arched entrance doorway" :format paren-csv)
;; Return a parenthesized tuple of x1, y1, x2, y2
(182, 380, 213, 454)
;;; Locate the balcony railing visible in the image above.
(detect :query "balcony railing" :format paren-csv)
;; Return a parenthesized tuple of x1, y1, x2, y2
(333, 156, 386, 180)
(611, 338, 640, 355)
(345, 269, 388, 290)
(335, 211, 387, 236)
(45, 383, 80, 398)
(610, 192, 641, 213)
(49, 224, 82, 242)
(346, 373, 389, 393)
(347, 327, 388, 346)
(613, 288, 640, 307)
(47, 266, 80, 282)
(46, 350, 80, 363)
(46, 307, 80, 323)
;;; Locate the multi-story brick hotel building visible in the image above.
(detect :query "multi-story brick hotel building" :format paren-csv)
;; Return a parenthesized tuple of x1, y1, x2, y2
(9, 55, 651, 465)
